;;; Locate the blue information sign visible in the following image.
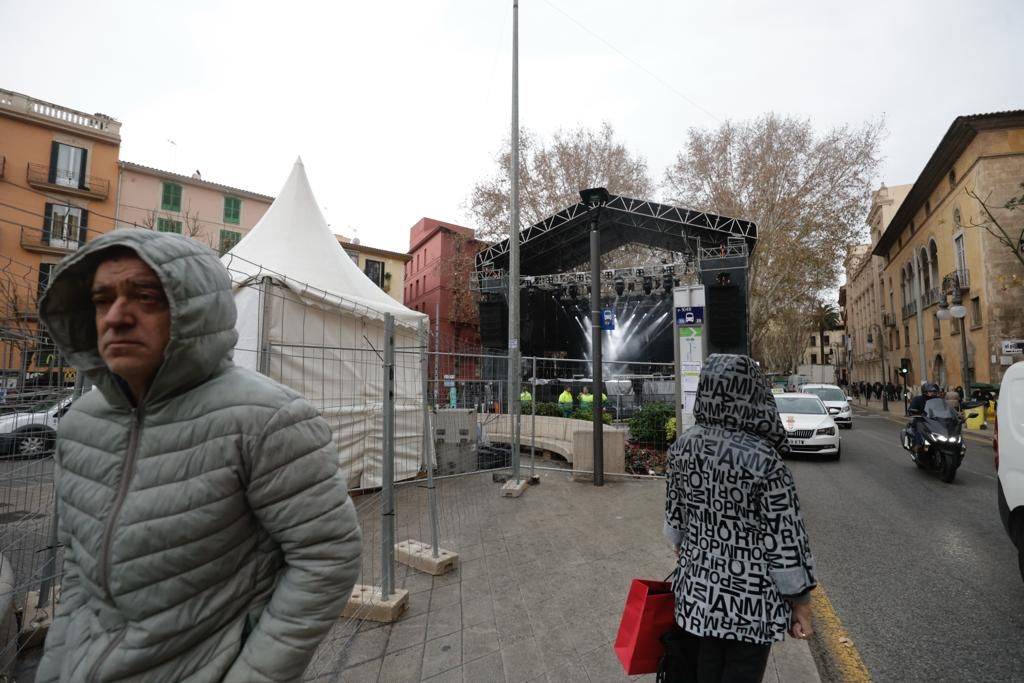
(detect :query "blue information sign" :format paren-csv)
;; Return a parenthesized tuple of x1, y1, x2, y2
(601, 309, 615, 331)
(676, 306, 704, 326)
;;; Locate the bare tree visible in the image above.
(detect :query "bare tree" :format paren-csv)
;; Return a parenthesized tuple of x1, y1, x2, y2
(437, 232, 483, 352)
(663, 114, 884, 364)
(467, 122, 654, 244)
(962, 182, 1024, 270)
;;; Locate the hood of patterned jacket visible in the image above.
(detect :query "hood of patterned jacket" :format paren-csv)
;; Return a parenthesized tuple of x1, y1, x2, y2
(39, 228, 238, 408)
(692, 353, 791, 458)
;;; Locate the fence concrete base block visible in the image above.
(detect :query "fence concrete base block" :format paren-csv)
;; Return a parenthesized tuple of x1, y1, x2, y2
(17, 590, 56, 651)
(342, 585, 409, 623)
(500, 479, 529, 497)
(395, 540, 459, 576)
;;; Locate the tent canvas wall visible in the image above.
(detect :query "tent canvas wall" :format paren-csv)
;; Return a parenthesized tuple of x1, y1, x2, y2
(221, 159, 429, 488)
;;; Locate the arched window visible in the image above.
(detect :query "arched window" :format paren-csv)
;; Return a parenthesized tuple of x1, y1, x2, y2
(919, 247, 931, 294)
(928, 239, 940, 292)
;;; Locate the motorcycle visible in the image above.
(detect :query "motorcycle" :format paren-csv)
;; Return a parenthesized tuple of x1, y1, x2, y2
(900, 397, 980, 483)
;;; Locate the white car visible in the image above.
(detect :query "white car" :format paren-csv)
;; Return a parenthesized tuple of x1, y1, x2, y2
(996, 361, 1024, 581)
(774, 393, 841, 460)
(0, 392, 74, 457)
(799, 383, 853, 429)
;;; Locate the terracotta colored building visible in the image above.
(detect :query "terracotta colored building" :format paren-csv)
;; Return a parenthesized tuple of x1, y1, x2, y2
(117, 162, 273, 254)
(0, 88, 121, 377)
(405, 218, 484, 392)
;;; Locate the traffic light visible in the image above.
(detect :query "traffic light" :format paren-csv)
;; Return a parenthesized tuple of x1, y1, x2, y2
(898, 358, 911, 376)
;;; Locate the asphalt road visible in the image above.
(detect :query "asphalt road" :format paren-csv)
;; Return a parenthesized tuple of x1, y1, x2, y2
(787, 407, 1024, 682)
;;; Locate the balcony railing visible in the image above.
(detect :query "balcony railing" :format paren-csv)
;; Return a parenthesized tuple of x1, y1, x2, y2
(26, 162, 110, 200)
(924, 287, 945, 308)
(902, 301, 917, 319)
(882, 311, 896, 327)
(943, 269, 970, 291)
(20, 224, 86, 255)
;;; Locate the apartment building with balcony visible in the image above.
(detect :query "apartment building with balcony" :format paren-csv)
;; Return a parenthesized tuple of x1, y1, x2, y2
(117, 162, 273, 254)
(336, 235, 410, 304)
(844, 184, 912, 385)
(871, 110, 1024, 388)
(0, 88, 121, 377)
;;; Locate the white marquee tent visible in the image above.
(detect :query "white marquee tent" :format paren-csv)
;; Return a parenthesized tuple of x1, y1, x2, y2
(221, 159, 429, 488)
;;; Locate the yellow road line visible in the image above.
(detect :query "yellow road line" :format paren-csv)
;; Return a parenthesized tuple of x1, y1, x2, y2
(811, 582, 872, 682)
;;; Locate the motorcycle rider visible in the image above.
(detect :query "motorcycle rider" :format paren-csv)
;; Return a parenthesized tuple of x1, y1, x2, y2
(904, 383, 942, 460)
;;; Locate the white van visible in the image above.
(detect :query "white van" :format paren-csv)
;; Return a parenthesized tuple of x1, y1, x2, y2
(996, 361, 1024, 582)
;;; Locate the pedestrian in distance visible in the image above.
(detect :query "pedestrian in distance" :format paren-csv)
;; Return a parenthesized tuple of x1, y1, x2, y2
(945, 385, 961, 413)
(36, 231, 363, 682)
(558, 386, 574, 417)
(578, 385, 594, 408)
(519, 386, 533, 414)
(663, 354, 816, 682)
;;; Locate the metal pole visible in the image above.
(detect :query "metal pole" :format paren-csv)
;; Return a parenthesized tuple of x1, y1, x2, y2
(590, 219, 604, 486)
(507, 0, 522, 484)
(381, 314, 396, 597)
(37, 368, 85, 609)
(420, 321, 440, 559)
(953, 276, 970, 390)
(530, 356, 536, 477)
(434, 302, 440, 407)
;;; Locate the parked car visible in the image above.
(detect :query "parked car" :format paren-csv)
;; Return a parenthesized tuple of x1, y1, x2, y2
(0, 392, 74, 457)
(995, 361, 1024, 581)
(774, 393, 841, 460)
(799, 383, 853, 429)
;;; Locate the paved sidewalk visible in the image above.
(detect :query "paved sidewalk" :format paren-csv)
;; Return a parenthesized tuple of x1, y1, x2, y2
(309, 470, 821, 682)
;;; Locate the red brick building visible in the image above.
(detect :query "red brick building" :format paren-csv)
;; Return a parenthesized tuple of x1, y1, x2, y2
(405, 218, 484, 389)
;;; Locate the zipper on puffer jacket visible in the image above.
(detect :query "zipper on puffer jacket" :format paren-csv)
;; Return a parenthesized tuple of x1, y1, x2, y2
(88, 408, 142, 681)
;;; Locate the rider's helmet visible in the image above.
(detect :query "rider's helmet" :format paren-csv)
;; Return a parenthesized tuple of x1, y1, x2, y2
(922, 382, 940, 396)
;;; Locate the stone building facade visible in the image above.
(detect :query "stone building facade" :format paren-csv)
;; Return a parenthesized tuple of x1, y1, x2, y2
(871, 111, 1024, 389)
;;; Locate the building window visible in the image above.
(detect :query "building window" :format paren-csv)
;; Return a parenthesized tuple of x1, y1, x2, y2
(157, 218, 182, 234)
(954, 234, 967, 277)
(809, 335, 815, 347)
(949, 168, 956, 189)
(49, 142, 87, 188)
(162, 183, 182, 212)
(823, 334, 830, 345)
(43, 203, 88, 246)
(904, 325, 910, 346)
(810, 354, 817, 365)
(971, 297, 982, 328)
(223, 197, 241, 225)
(364, 259, 384, 288)
(345, 250, 359, 264)
(925, 199, 931, 215)
(933, 314, 941, 339)
(219, 229, 241, 254)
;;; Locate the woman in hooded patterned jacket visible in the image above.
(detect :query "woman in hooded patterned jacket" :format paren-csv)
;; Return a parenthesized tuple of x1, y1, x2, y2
(664, 354, 816, 682)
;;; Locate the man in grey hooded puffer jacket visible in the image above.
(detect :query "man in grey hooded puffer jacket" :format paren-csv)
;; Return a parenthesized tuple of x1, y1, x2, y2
(36, 229, 363, 682)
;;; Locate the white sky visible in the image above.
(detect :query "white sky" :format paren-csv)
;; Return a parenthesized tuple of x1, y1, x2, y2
(3, 0, 1021, 253)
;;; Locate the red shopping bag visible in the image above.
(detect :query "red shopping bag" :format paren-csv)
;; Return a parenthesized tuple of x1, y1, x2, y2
(613, 578, 677, 675)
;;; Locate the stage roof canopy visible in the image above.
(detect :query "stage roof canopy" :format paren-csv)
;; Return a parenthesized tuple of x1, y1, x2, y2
(475, 194, 758, 275)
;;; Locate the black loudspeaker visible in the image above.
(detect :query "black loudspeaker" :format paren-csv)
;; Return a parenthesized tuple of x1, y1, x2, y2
(700, 260, 749, 356)
(478, 299, 509, 349)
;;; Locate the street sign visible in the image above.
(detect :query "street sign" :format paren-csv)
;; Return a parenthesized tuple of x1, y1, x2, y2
(1001, 340, 1024, 355)
(676, 306, 704, 326)
(678, 326, 702, 338)
(443, 374, 455, 388)
(601, 309, 615, 331)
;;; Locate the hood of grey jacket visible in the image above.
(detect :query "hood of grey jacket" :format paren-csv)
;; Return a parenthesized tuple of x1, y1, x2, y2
(39, 229, 239, 409)
(693, 353, 791, 457)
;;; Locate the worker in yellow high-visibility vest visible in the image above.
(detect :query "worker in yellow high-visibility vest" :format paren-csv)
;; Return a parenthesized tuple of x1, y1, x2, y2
(520, 388, 532, 414)
(558, 387, 574, 417)
(578, 386, 595, 409)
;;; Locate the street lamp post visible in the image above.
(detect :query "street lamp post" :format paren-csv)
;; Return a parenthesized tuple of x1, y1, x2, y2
(580, 187, 610, 487)
(936, 272, 970, 392)
(866, 325, 889, 412)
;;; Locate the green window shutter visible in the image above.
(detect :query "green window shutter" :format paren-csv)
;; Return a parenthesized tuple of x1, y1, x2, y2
(219, 229, 241, 254)
(161, 183, 182, 212)
(223, 197, 241, 225)
(157, 218, 182, 234)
